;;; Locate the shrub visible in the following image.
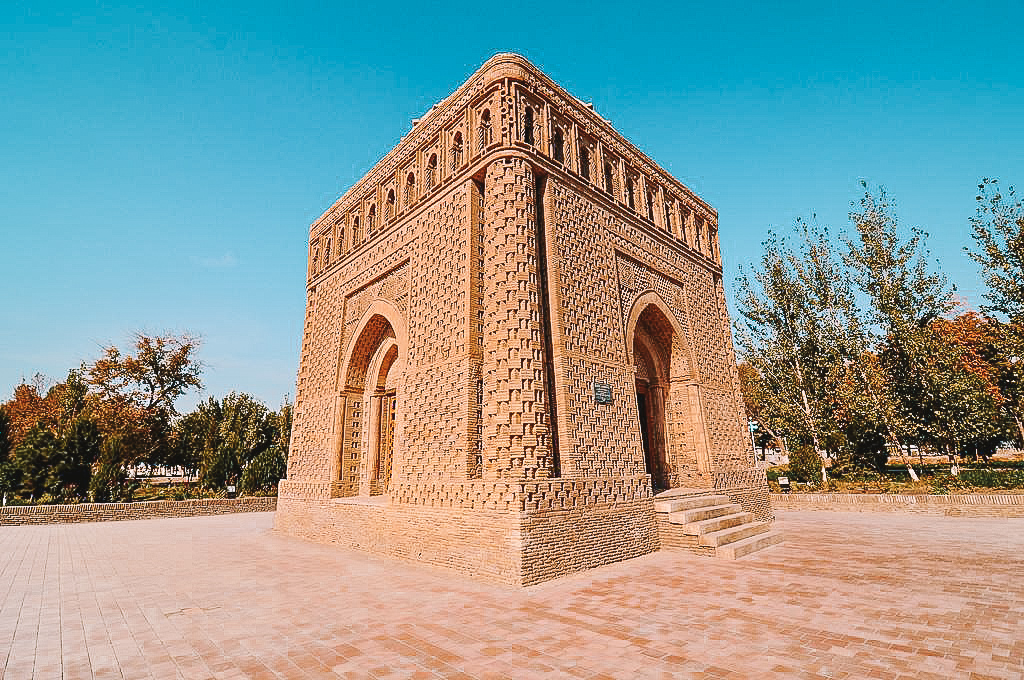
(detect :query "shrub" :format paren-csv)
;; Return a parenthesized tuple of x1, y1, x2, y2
(958, 468, 1024, 489)
(239, 445, 286, 496)
(788, 445, 823, 485)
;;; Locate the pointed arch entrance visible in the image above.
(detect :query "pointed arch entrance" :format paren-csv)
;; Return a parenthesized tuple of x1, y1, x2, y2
(339, 301, 407, 497)
(625, 290, 710, 491)
(631, 304, 673, 490)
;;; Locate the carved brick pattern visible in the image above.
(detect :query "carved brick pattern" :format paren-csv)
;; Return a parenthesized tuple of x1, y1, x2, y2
(399, 359, 469, 480)
(684, 268, 735, 390)
(703, 385, 753, 467)
(561, 358, 644, 477)
(407, 186, 469, 366)
(391, 475, 651, 512)
(548, 181, 626, 363)
(310, 55, 717, 271)
(481, 158, 552, 480)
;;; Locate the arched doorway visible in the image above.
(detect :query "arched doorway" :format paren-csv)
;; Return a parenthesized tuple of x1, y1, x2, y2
(631, 303, 674, 491)
(339, 302, 406, 497)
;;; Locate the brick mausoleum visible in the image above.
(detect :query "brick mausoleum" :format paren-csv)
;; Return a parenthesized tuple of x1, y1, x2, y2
(275, 54, 779, 585)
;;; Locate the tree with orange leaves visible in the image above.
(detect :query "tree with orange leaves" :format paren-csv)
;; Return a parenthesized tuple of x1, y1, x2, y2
(3, 378, 60, 450)
(85, 332, 202, 469)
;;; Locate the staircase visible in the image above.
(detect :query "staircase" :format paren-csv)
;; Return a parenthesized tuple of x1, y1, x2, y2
(654, 493, 784, 559)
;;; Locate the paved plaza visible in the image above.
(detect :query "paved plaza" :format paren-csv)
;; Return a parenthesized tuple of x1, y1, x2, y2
(1, 510, 1022, 679)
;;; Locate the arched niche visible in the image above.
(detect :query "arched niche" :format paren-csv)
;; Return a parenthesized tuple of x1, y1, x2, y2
(625, 291, 709, 489)
(337, 300, 407, 497)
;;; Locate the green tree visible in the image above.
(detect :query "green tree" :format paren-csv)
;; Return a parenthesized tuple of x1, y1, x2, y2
(845, 184, 969, 460)
(57, 418, 102, 500)
(735, 219, 861, 482)
(177, 393, 285, 492)
(89, 436, 133, 503)
(968, 179, 1024, 321)
(0, 408, 15, 500)
(968, 179, 1024, 444)
(11, 426, 61, 500)
(240, 401, 291, 495)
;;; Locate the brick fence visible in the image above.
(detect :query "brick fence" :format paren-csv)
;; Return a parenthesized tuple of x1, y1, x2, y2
(771, 493, 1024, 517)
(0, 497, 277, 526)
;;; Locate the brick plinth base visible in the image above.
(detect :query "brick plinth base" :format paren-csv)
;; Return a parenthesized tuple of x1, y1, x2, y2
(277, 477, 773, 585)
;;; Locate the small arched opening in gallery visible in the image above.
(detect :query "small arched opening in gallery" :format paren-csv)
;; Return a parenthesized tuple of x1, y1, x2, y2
(405, 172, 416, 207)
(579, 143, 591, 180)
(478, 109, 492, 150)
(523, 107, 534, 145)
(552, 127, 564, 163)
(451, 131, 464, 170)
(386, 189, 396, 221)
(426, 154, 437, 191)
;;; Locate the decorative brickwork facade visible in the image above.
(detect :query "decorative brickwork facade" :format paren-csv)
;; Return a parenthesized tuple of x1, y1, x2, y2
(275, 54, 773, 585)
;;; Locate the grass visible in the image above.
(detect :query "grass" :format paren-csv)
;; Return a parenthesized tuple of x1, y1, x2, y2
(768, 459, 1024, 495)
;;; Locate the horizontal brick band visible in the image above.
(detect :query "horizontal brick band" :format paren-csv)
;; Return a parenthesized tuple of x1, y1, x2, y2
(771, 493, 1024, 517)
(0, 497, 277, 526)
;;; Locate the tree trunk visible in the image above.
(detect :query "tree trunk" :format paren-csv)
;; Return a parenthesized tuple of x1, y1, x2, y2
(792, 355, 827, 484)
(851, 360, 918, 481)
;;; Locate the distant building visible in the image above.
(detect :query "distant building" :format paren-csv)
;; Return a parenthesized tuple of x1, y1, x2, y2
(275, 54, 776, 585)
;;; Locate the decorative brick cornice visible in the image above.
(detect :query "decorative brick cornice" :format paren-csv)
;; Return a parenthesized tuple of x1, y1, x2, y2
(310, 53, 717, 243)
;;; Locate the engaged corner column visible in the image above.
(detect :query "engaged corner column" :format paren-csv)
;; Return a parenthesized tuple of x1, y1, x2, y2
(481, 156, 553, 480)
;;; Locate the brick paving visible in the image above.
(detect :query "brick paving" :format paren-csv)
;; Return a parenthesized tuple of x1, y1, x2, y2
(1, 510, 1022, 679)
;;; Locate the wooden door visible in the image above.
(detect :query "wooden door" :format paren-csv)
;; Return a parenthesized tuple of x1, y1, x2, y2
(376, 391, 396, 493)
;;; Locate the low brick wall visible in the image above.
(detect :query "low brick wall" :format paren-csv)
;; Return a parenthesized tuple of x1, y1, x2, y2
(771, 493, 1024, 517)
(0, 496, 277, 526)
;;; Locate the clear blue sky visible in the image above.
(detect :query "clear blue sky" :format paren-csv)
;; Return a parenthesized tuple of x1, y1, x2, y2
(3, 1, 1022, 411)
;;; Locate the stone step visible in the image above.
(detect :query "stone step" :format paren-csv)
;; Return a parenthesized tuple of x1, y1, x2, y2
(699, 520, 770, 547)
(716, 530, 786, 559)
(678, 511, 753, 536)
(653, 494, 730, 514)
(670, 503, 742, 524)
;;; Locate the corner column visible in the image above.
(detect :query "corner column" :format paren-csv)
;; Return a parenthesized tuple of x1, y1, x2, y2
(481, 156, 553, 480)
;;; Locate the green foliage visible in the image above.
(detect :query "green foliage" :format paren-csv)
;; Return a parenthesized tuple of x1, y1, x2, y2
(831, 423, 889, 474)
(239, 445, 287, 495)
(787, 445, 823, 484)
(89, 437, 134, 503)
(968, 179, 1024, 322)
(734, 219, 860, 473)
(11, 426, 61, 500)
(238, 401, 290, 495)
(53, 417, 101, 500)
(957, 467, 1024, 489)
(739, 181, 1024, 479)
(0, 408, 13, 497)
(176, 393, 290, 492)
(845, 183, 963, 454)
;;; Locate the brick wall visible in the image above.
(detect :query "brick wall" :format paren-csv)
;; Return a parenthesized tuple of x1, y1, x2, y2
(277, 476, 664, 586)
(772, 493, 1024, 517)
(0, 497, 277, 526)
(274, 496, 523, 584)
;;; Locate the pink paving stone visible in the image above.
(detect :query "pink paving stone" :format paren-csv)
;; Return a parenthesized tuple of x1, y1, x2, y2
(0, 510, 1023, 678)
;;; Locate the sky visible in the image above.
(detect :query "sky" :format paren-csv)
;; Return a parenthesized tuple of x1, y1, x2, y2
(3, 1, 1022, 412)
